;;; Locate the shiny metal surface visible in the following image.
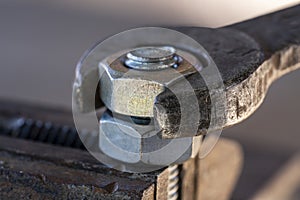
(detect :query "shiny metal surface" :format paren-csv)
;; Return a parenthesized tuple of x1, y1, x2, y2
(98, 49, 196, 117)
(124, 46, 179, 70)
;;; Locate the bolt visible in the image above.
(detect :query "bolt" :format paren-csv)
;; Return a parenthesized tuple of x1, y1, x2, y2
(168, 165, 179, 200)
(97, 45, 202, 171)
(124, 46, 180, 70)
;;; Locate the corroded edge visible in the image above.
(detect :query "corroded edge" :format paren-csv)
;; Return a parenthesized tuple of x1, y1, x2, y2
(224, 45, 300, 128)
(156, 45, 300, 138)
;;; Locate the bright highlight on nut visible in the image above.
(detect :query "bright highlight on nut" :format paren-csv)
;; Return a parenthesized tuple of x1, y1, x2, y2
(124, 46, 180, 70)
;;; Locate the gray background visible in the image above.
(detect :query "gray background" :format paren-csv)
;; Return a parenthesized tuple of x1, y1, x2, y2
(0, 1, 299, 198)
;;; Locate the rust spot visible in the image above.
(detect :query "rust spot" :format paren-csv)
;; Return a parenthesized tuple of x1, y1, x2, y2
(272, 53, 281, 69)
(103, 182, 119, 193)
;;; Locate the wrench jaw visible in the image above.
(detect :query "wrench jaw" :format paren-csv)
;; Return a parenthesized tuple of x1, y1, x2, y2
(153, 85, 211, 139)
(74, 25, 299, 170)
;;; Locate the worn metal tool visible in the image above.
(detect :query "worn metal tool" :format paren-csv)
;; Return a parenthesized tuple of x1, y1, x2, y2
(74, 5, 300, 170)
(75, 6, 300, 138)
(0, 5, 299, 200)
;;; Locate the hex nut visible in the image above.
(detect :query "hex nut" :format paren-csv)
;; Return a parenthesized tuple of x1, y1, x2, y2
(98, 48, 197, 117)
(99, 111, 202, 165)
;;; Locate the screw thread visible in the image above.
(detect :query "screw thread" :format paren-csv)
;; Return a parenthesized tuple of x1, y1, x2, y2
(168, 164, 179, 200)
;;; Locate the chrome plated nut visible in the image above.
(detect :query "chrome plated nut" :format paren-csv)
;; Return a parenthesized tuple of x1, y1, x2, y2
(98, 46, 197, 117)
(99, 111, 202, 166)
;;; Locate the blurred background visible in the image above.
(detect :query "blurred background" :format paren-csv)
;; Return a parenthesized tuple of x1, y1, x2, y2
(0, 0, 299, 199)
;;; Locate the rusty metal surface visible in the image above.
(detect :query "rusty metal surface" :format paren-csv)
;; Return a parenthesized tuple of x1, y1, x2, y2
(0, 135, 162, 199)
(0, 100, 177, 199)
(0, 101, 243, 200)
(0, 97, 242, 200)
(155, 27, 263, 137)
(72, 5, 300, 138)
(154, 5, 300, 137)
(0, 100, 84, 149)
(0, 5, 300, 200)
